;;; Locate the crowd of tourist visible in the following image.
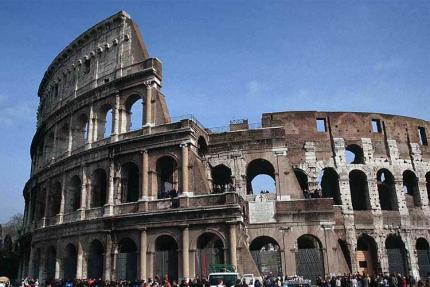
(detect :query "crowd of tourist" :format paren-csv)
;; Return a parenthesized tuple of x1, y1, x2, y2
(18, 273, 430, 287)
(157, 189, 178, 200)
(213, 183, 236, 194)
(303, 188, 322, 199)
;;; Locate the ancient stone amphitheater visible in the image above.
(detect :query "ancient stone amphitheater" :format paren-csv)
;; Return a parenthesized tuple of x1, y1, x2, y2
(18, 11, 430, 284)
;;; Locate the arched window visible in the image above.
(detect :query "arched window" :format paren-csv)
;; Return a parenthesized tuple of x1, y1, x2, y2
(121, 162, 140, 203)
(356, 234, 378, 275)
(403, 170, 420, 207)
(35, 188, 46, 220)
(293, 169, 309, 196)
(91, 169, 107, 208)
(154, 235, 178, 281)
(45, 246, 57, 281)
(48, 182, 62, 217)
(87, 240, 104, 279)
(45, 132, 55, 162)
(156, 156, 178, 199)
(211, 164, 233, 193)
(416, 238, 430, 279)
(196, 233, 224, 277)
(377, 169, 397, 211)
(296, 235, 324, 283)
(56, 124, 69, 156)
(117, 238, 138, 281)
(97, 104, 113, 140)
(32, 248, 41, 278)
(250, 236, 282, 277)
(197, 137, 208, 157)
(72, 113, 89, 149)
(63, 244, 77, 281)
(246, 159, 276, 194)
(385, 235, 407, 275)
(345, 144, 365, 164)
(349, 170, 371, 211)
(66, 175, 81, 213)
(320, 168, 342, 205)
(125, 95, 143, 131)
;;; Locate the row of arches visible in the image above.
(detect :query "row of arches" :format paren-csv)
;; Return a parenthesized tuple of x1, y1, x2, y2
(33, 155, 180, 220)
(356, 235, 430, 278)
(294, 167, 429, 210)
(37, 232, 226, 282)
(38, 95, 145, 164)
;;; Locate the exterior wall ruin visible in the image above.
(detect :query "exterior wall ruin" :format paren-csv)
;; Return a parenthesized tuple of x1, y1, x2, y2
(19, 10, 430, 284)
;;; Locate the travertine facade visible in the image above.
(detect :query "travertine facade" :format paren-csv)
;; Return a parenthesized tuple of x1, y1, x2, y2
(19, 11, 430, 284)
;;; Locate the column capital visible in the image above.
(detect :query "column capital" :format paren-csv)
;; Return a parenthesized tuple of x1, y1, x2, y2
(180, 141, 191, 148)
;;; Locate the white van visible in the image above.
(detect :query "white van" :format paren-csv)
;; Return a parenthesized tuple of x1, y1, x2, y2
(242, 274, 262, 287)
(209, 272, 241, 287)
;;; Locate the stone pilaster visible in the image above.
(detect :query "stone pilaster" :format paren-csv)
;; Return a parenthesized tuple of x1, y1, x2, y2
(140, 229, 147, 280)
(182, 226, 190, 280)
(181, 143, 191, 196)
(141, 150, 149, 201)
(228, 223, 238, 268)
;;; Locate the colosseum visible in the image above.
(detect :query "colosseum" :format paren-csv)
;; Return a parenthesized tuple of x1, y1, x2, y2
(18, 11, 430, 284)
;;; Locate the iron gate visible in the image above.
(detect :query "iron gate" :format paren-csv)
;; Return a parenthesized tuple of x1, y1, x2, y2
(387, 249, 407, 275)
(88, 254, 104, 279)
(296, 249, 324, 283)
(196, 248, 224, 277)
(117, 252, 137, 281)
(63, 256, 77, 280)
(251, 250, 282, 276)
(154, 250, 178, 280)
(46, 255, 56, 280)
(417, 250, 430, 278)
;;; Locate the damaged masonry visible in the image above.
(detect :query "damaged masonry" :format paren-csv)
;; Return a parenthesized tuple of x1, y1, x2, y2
(18, 10, 430, 284)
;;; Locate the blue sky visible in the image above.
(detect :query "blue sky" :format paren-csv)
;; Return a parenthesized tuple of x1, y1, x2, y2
(0, 0, 429, 223)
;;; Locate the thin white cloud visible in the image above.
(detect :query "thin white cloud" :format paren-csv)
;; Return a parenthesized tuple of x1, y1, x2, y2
(0, 94, 37, 127)
(374, 57, 404, 71)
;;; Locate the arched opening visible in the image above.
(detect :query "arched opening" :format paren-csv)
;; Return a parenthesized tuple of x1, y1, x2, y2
(63, 244, 77, 281)
(416, 238, 430, 279)
(403, 170, 420, 207)
(33, 248, 41, 278)
(156, 156, 178, 199)
(117, 238, 138, 281)
(293, 169, 309, 197)
(87, 240, 104, 279)
(121, 162, 140, 203)
(56, 124, 69, 156)
(91, 169, 107, 208)
(356, 234, 378, 275)
(349, 170, 371, 211)
(250, 236, 282, 277)
(246, 159, 276, 194)
(45, 132, 55, 162)
(345, 144, 365, 164)
(48, 182, 62, 217)
(211, 164, 233, 193)
(35, 188, 46, 221)
(296, 235, 324, 282)
(45, 246, 56, 281)
(72, 113, 89, 150)
(196, 233, 225, 278)
(154, 235, 178, 281)
(66, 175, 81, 213)
(125, 95, 143, 131)
(426, 172, 430, 204)
(197, 137, 208, 157)
(385, 235, 407, 275)
(320, 168, 342, 204)
(97, 104, 113, 140)
(377, 169, 398, 211)
(338, 239, 352, 273)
